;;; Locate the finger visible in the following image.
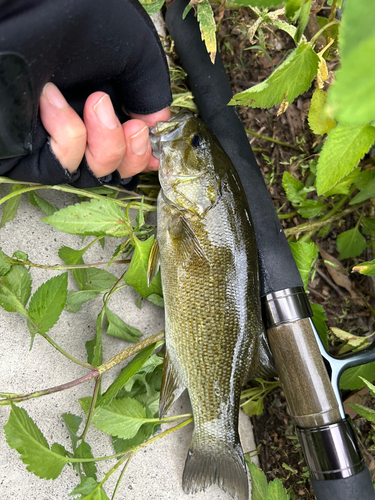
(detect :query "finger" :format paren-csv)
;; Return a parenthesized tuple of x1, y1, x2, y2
(39, 83, 87, 173)
(117, 119, 152, 178)
(83, 92, 126, 178)
(126, 107, 171, 174)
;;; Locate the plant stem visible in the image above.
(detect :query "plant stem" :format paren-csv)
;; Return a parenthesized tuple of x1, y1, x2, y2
(10, 258, 131, 270)
(0, 370, 99, 406)
(310, 19, 340, 46)
(278, 211, 298, 220)
(79, 375, 102, 441)
(245, 129, 303, 152)
(40, 332, 95, 369)
(98, 331, 165, 374)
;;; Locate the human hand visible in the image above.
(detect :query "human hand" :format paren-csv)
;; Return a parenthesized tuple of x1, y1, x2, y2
(0, 0, 171, 188)
(39, 83, 170, 179)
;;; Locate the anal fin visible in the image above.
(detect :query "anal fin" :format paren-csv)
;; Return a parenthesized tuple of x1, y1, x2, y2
(159, 349, 186, 418)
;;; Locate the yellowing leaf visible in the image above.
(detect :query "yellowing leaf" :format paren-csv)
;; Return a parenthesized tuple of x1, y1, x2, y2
(353, 259, 375, 277)
(308, 88, 336, 135)
(197, 0, 216, 64)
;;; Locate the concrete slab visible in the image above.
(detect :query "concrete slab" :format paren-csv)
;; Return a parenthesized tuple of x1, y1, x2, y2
(0, 188, 257, 499)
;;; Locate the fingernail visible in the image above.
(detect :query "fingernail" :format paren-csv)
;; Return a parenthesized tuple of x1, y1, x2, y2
(43, 83, 68, 109)
(93, 94, 118, 130)
(130, 126, 149, 156)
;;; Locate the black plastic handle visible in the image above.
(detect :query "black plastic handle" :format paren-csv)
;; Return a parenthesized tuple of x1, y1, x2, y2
(311, 468, 375, 499)
(166, 0, 303, 298)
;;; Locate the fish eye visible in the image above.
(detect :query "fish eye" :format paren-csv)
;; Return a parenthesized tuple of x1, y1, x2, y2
(191, 134, 201, 148)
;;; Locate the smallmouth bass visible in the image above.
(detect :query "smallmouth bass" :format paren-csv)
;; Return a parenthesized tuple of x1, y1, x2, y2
(149, 112, 271, 500)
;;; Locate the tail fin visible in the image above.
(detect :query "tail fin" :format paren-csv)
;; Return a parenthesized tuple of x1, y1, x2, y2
(182, 443, 249, 500)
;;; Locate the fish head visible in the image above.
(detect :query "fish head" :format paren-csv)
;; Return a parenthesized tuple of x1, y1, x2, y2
(150, 111, 221, 217)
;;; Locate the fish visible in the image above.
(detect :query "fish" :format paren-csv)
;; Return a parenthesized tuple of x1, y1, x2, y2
(149, 111, 273, 500)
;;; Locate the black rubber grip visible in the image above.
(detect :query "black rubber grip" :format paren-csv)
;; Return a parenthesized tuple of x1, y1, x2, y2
(311, 467, 375, 499)
(166, 0, 303, 297)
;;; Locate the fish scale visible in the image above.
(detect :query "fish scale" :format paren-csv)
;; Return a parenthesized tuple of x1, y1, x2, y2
(150, 111, 268, 500)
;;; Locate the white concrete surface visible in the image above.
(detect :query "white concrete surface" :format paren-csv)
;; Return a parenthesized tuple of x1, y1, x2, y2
(0, 188, 257, 499)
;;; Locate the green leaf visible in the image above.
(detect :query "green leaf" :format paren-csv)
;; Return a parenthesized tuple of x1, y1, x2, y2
(0, 247, 11, 275)
(327, 0, 375, 125)
(28, 192, 57, 216)
(43, 198, 132, 238)
(289, 241, 318, 288)
(230, 42, 319, 109)
(358, 377, 375, 398)
(352, 259, 375, 277)
(146, 293, 164, 307)
(70, 477, 109, 499)
(324, 168, 361, 197)
(76, 441, 97, 480)
(337, 227, 367, 260)
(92, 398, 150, 439)
(98, 342, 159, 407)
(59, 245, 89, 290)
(297, 199, 325, 218)
(0, 184, 24, 228)
(139, 0, 164, 15)
(0, 264, 32, 312)
(316, 124, 375, 195)
(65, 290, 101, 313)
(4, 402, 68, 479)
(28, 273, 68, 334)
(230, 0, 285, 6)
(249, 462, 268, 500)
(340, 361, 375, 390)
(282, 172, 305, 204)
(62, 413, 82, 450)
(350, 177, 375, 205)
(112, 422, 155, 454)
(361, 218, 375, 236)
(124, 236, 162, 298)
(86, 309, 105, 367)
(311, 303, 329, 350)
(197, 0, 216, 64)
(347, 403, 375, 424)
(295, 0, 311, 44)
(285, 0, 303, 20)
(84, 268, 118, 292)
(354, 170, 375, 190)
(105, 308, 142, 342)
(308, 88, 336, 135)
(265, 478, 290, 500)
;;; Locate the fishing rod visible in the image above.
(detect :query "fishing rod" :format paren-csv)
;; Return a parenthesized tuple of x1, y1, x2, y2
(165, 1, 375, 498)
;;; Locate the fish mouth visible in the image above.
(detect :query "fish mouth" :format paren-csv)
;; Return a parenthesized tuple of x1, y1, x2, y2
(149, 110, 193, 159)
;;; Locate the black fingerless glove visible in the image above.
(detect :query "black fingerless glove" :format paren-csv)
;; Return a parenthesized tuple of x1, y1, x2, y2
(0, 0, 171, 187)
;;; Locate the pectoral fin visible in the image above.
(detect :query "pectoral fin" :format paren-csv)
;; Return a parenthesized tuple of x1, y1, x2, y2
(147, 237, 160, 287)
(180, 216, 210, 264)
(159, 349, 186, 418)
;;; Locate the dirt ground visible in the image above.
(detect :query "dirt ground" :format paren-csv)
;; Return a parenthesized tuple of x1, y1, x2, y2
(211, 7, 375, 499)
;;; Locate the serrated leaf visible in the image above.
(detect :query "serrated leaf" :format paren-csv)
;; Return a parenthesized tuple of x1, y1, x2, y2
(337, 227, 367, 260)
(28, 273, 68, 334)
(0, 247, 11, 275)
(297, 199, 325, 218)
(197, 0, 216, 64)
(28, 191, 57, 216)
(112, 422, 155, 454)
(230, 42, 319, 109)
(308, 88, 336, 135)
(70, 477, 109, 499)
(295, 0, 311, 44)
(289, 241, 317, 288)
(86, 309, 105, 367)
(62, 413, 82, 450)
(43, 198, 132, 238)
(59, 245, 89, 290)
(92, 398, 148, 439)
(282, 172, 305, 204)
(124, 236, 162, 298)
(249, 462, 268, 500)
(98, 342, 159, 407)
(340, 362, 375, 390)
(327, 0, 375, 125)
(350, 177, 375, 205)
(0, 264, 31, 311)
(358, 377, 375, 398)
(76, 441, 97, 480)
(65, 290, 101, 313)
(316, 124, 375, 195)
(352, 259, 375, 277)
(4, 403, 68, 479)
(347, 403, 375, 424)
(324, 168, 360, 197)
(105, 308, 142, 342)
(265, 478, 290, 500)
(0, 184, 24, 228)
